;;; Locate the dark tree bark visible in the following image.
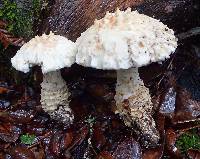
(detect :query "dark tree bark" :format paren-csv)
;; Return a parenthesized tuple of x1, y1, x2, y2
(39, 0, 200, 41)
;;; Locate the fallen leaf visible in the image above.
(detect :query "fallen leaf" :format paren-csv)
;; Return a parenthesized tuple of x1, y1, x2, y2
(49, 130, 73, 157)
(96, 151, 113, 159)
(172, 88, 200, 124)
(31, 146, 45, 159)
(166, 128, 182, 158)
(113, 137, 142, 159)
(7, 109, 36, 123)
(187, 149, 200, 159)
(159, 87, 176, 117)
(71, 139, 88, 159)
(0, 122, 21, 142)
(60, 131, 73, 150)
(92, 123, 106, 149)
(0, 87, 9, 94)
(0, 20, 7, 28)
(142, 146, 163, 159)
(68, 126, 89, 151)
(0, 100, 11, 109)
(9, 146, 36, 159)
(0, 20, 24, 48)
(86, 83, 114, 102)
(49, 131, 63, 156)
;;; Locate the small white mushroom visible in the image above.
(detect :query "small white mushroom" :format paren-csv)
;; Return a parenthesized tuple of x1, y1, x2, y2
(76, 8, 178, 143)
(11, 32, 77, 124)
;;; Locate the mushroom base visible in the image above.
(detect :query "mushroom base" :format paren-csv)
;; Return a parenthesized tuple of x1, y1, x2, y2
(115, 68, 159, 144)
(41, 71, 74, 124)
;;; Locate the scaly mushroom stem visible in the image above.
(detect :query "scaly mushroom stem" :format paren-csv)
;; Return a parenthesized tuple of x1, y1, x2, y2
(115, 68, 159, 144)
(41, 70, 74, 124)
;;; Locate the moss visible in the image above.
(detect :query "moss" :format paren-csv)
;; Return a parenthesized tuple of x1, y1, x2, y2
(20, 133, 36, 145)
(176, 129, 200, 155)
(0, 0, 44, 38)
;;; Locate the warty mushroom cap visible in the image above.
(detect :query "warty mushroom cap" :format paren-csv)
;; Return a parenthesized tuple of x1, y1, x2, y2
(11, 32, 77, 73)
(76, 8, 178, 69)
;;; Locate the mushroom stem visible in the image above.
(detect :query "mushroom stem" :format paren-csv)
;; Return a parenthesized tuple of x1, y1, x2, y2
(115, 68, 159, 144)
(41, 70, 74, 124)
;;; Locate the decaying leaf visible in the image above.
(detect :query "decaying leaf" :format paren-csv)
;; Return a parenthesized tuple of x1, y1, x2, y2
(166, 128, 182, 158)
(30, 146, 45, 159)
(187, 149, 200, 159)
(142, 146, 163, 159)
(113, 137, 142, 159)
(159, 87, 176, 117)
(3, 109, 36, 123)
(0, 86, 9, 94)
(172, 88, 200, 124)
(49, 131, 63, 156)
(97, 151, 113, 159)
(92, 122, 106, 149)
(0, 122, 21, 143)
(8, 146, 36, 159)
(0, 20, 24, 48)
(0, 100, 10, 109)
(0, 0, 199, 158)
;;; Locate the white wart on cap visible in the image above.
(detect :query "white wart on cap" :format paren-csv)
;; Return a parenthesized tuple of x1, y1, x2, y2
(11, 32, 77, 73)
(11, 32, 77, 124)
(76, 8, 178, 144)
(76, 8, 177, 69)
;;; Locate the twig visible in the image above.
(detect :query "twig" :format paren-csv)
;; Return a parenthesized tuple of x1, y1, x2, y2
(156, 54, 176, 89)
(177, 27, 200, 40)
(67, 125, 89, 151)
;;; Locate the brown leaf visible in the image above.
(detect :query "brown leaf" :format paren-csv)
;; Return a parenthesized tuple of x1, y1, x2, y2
(187, 149, 200, 159)
(0, 100, 11, 110)
(49, 131, 73, 156)
(96, 151, 113, 159)
(0, 21, 7, 28)
(0, 152, 6, 159)
(8, 109, 36, 123)
(49, 131, 63, 156)
(0, 122, 20, 142)
(113, 137, 142, 159)
(31, 146, 45, 159)
(68, 126, 89, 151)
(156, 113, 165, 135)
(0, 87, 9, 94)
(25, 124, 46, 136)
(60, 131, 73, 150)
(159, 87, 176, 117)
(172, 88, 200, 124)
(92, 123, 106, 149)
(86, 83, 114, 102)
(142, 146, 163, 159)
(9, 146, 36, 159)
(166, 128, 182, 158)
(173, 122, 200, 132)
(0, 20, 25, 48)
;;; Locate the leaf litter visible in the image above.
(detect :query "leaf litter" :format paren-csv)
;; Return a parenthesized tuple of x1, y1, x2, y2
(0, 1, 200, 158)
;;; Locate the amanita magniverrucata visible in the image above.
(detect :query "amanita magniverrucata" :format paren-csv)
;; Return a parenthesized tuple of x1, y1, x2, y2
(11, 32, 77, 124)
(76, 8, 178, 143)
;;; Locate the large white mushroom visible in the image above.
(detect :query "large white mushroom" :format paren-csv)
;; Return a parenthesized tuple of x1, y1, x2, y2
(76, 8, 178, 143)
(11, 32, 77, 124)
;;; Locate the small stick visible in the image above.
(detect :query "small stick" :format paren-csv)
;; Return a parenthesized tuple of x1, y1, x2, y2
(177, 27, 200, 40)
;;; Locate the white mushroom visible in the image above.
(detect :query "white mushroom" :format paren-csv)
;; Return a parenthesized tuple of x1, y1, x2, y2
(76, 8, 178, 143)
(11, 32, 77, 124)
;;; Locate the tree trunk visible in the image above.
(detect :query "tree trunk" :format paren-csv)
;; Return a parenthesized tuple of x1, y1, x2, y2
(39, 0, 200, 41)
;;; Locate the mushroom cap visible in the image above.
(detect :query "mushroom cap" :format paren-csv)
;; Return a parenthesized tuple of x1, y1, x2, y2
(11, 32, 77, 73)
(76, 8, 178, 70)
